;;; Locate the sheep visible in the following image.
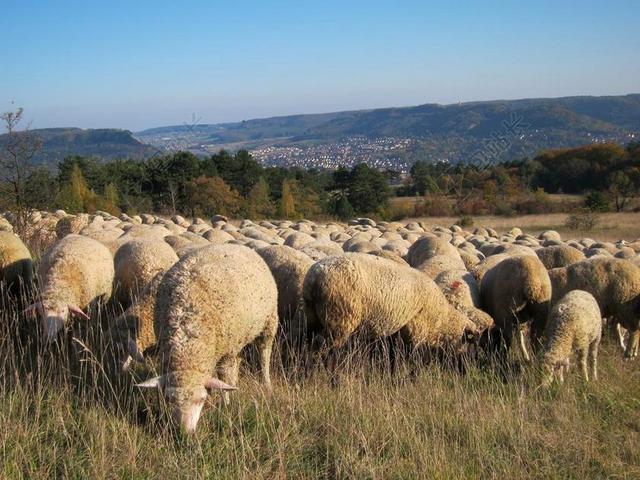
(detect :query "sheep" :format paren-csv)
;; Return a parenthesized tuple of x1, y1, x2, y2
(136, 244, 278, 433)
(256, 245, 314, 341)
(55, 214, 90, 238)
(434, 269, 494, 334)
(536, 245, 586, 269)
(549, 257, 640, 358)
(415, 254, 466, 278)
(113, 239, 179, 305)
(541, 290, 601, 386)
(480, 255, 552, 361)
(0, 231, 34, 292)
(28, 235, 114, 342)
(110, 272, 165, 370)
(406, 236, 461, 267)
(303, 253, 479, 376)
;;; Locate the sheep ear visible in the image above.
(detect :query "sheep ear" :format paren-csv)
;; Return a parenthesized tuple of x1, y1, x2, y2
(68, 305, 90, 320)
(22, 302, 41, 317)
(464, 326, 479, 343)
(204, 377, 237, 392)
(127, 339, 145, 363)
(135, 375, 165, 388)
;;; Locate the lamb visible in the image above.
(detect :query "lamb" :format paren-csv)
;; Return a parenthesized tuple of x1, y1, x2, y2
(480, 255, 552, 360)
(136, 244, 278, 433)
(0, 231, 34, 292)
(549, 257, 640, 358)
(536, 245, 585, 270)
(28, 235, 114, 342)
(256, 245, 314, 340)
(541, 290, 601, 386)
(303, 253, 479, 371)
(113, 239, 179, 305)
(110, 272, 164, 370)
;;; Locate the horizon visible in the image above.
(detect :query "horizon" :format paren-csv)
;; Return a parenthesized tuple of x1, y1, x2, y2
(2, 1, 639, 131)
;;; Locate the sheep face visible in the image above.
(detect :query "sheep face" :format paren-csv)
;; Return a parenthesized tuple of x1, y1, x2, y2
(164, 383, 209, 434)
(137, 373, 236, 433)
(42, 306, 68, 342)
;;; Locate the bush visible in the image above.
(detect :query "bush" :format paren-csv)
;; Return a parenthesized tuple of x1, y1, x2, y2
(456, 215, 474, 228)
(417, 194, 453, 217)
(584, 191, 610, 212)
(565, 209, 599, 230)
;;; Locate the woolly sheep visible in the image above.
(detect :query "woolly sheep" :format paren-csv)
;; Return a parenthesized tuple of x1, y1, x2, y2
(30, 235, 114, 342)
(111, 272, 165, 370)
(113, 239, 179, 305)
(406, 236, 461, 267)
(541, 290, 601, 385)
(303, 254, 479, 368)
(536, 245, 586, 270)
(415, 254, 466, 278)
(549, 257, 640, 358)
(480, 255, 552, 360)
(137, 244, 278, 433)
(256, 245, 314, 341)
(0, 231, 33, 291)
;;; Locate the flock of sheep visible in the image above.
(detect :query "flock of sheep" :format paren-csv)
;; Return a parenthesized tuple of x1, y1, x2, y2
(1, 209, 639, 433)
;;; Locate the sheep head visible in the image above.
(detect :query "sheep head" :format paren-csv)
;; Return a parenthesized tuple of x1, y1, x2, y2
(23, 302, 90, 342)
(136, 374, 237, 433)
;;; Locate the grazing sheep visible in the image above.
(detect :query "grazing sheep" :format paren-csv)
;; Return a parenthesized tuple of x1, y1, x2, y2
(415, 254, 466, 278)
(0, 231, 34, 291)
(406, 236, 461, 267)
(113, 239, 179, 305)
(30, 235, 114, 342)
(55, 214, 90, 238)
(536, 245, 586, 269)
(256, 245, 314, 340)
(137, 244, 278, 433)
(480, 255, 552, 360)
(111, 272, 164, 370)
(434, 269, 494, 334)
(303, 254, 479, 368)
(541, 290, 601, 385)
(549, 257, 640, 358)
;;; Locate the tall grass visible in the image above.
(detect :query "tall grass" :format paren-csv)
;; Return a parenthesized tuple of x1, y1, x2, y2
(1, 290, 639, 479)
(1, 232, 639, 479)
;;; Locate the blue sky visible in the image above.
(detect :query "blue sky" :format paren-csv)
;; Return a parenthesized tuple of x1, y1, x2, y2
(2, 0, 639, 131)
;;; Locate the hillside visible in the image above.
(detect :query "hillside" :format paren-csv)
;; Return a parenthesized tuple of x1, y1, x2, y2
(137, 94, 640, 169)
(0, 128, 158, 168)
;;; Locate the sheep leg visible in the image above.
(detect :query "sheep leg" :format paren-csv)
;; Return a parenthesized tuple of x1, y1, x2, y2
(615, 322, 627, 352)
(576, 349, 588, 382)
(517, 327, 531, 363)
(588, 340, 599, 381)
(625, 329, 639, 359)
(255, 314, 278, 392)
(217, 355, 241, 405)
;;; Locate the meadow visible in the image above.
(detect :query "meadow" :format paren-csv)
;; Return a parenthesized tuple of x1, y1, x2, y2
(1, 212, 639, 479)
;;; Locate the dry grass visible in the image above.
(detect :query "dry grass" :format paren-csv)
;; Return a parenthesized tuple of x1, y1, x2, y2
(1, 299, 640, 479)
(407, 212, 640, 242)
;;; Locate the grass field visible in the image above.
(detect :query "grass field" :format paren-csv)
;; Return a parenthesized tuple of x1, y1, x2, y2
(1, 215, 640, 479)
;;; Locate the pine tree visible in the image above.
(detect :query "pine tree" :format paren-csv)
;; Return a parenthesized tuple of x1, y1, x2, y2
(246, 177, 275, 219)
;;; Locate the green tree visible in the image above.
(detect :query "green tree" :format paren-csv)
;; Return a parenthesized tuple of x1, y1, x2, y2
(346, 163, 390, 214)
(245, 177, 275, 219)
(57, 163, 95, 213)
(24, 167, 58, 211)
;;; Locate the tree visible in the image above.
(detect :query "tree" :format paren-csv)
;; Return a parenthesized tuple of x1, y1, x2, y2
(608, 169, 638, 212)
(277, 179, 297, 219)
(0, 108, 42, 233)
(57, 164, 95, 213)
(184, 176, 242, 217)
(245, 177, 275, 219)
(24, 167, 58, 211)
(99, 182, 121, 215)
(345, 163, 390, 214)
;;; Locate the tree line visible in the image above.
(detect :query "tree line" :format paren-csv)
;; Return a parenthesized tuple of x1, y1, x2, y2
(2, 108, 639, 222)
